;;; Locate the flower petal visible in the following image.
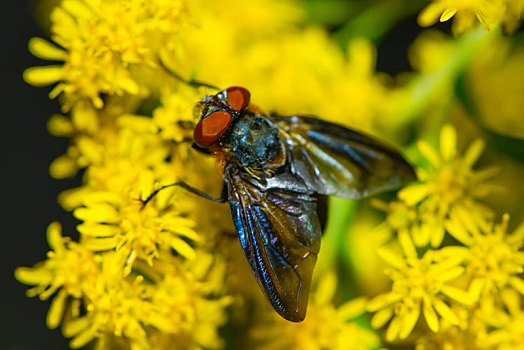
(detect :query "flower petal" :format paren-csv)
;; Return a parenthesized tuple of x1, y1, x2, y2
(399, 306, 420, 339)
(463, 138, 485, 167)
(367, 292, 403, 311)
(433, 298, 459, 325)
(15, 267, 53, 286)
(77, 223, 120, 237)
(62, 316, 90, 338)
(371, 307, 393, 328)
(509, 276, 524, 295)
(417, 140, 441, 168)
(23, 66, 63, 86)
(441, 285, 474, 305)
(74, 205, 120, 223)
(440, 8, 457, 22)
(399, 229, 417, 260)
(337, 297, 367, 320)
(423, 298, 439, 333)
(377, 247, 405, 269)
(385, 314, 402, 342)
(165, 235, 196, 260)
(46, 289, 67, 329)
(440, 124, 457, 161)
(418, 3, 447, 26)
(398, 183, 431, 206)
(28, 37, 67, 60)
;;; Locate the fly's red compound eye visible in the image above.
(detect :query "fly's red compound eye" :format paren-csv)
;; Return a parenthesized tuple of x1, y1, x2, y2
(226, 87, 250, 111)
(193, 111, 233, 147)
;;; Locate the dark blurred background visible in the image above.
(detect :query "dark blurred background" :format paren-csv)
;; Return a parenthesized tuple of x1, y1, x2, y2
(2, 1, 73, 348)
(0, 1, 426, 349)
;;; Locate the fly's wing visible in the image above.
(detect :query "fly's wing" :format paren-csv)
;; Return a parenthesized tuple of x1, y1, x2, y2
(225, 167, 321, 322)
(271, 115, 416, 199)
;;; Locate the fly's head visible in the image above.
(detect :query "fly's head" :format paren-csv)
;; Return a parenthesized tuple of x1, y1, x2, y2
(193, 87, 251, 149)
(192, 87, 282, 168)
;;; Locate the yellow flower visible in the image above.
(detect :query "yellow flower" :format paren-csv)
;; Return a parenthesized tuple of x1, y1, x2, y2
(63, 129, 201, 270)
(23, 0, 189, 110)
(15, 222, 98, 305)
(371, 210, 524, 347)
(371, 199, 421, 246)
(418, 0, 524, 34)
(481, 289, 524, 349)
(367, 232, 473, 341)
(369, 123, 524, 347)
(75, 187, 199, 270)
(418, 286, 524, 349)
(442, 214, 524, 306)
(61, 261, 153, 349)
(415, 317, 488, 349)
(47, 98, 156, 179)
(390, 124, 498, 247)
(16, 223, 230, 349)
(145, 254, 232, 349)
(252, 271, 380, 350)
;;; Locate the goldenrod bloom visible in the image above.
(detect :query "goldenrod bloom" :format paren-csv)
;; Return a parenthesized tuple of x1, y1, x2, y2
(415, 317, 488, 349)
(370, 190, 524, 345)
(253, 271, 380, 350)
(16, 223, 230, 349)
(379, 124, 498, 248)
(23, 0, 189, 110)
(418, 0, 524, 34)
(367, 232, 471, 341)
(482, 288, 524, 349)
(441, 214, 524, 307)
(418, 215, 524, 348)
(16, 222, 99, 306)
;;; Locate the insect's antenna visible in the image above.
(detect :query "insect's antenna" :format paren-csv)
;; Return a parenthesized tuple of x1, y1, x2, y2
(139, 181, 226, 209)
(157, 58, 219, 90)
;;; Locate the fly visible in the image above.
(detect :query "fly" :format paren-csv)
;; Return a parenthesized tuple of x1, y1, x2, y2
(144, 85, 416, 322)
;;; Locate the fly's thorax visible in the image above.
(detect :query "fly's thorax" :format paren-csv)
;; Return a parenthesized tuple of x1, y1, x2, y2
(226, 113, 281, 168)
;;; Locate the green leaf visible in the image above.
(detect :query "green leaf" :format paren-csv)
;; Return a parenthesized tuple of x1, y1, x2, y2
(316, 197, 356, 276)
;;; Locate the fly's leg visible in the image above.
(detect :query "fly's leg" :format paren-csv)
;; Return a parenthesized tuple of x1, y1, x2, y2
(158, 58, 219, 90)
(145, 60, 222, 205)
(139, 181, 227, 209)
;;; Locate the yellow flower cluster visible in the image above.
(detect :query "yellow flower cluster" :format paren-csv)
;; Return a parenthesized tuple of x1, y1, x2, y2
(374, 125, 498, 248)
(16, 222, 230, 349)
(17, 0, 524, 349)
(368, 125, 524, 348)
(24, 0, 189, 110)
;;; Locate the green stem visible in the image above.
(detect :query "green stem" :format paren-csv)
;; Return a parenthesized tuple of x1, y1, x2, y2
(397, 26, 493, 126)
(316, 197, 357, 276)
